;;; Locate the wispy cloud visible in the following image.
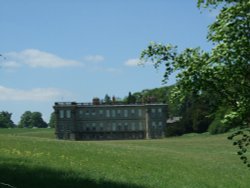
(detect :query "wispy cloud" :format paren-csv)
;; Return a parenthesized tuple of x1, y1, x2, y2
(82, 54, 121, 74)
(1, 61, 21, 69)
(87, 66, 122, 74)
(0, 85, 68, 101)
(83, 55, 104, 63)
(4, 49, 82, 68)
(124, 58, 142, 67)
(124, 58, 149, 67)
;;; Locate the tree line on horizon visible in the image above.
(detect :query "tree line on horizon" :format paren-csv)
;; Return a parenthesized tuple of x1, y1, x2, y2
(123, 86, 233, 136)
(0, 111, 56, 129)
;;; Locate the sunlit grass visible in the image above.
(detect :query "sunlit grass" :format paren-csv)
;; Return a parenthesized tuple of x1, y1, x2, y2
(0, 129, 249, 188)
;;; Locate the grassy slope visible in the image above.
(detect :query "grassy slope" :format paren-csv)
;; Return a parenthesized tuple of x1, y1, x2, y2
(0, 129, 249, 188)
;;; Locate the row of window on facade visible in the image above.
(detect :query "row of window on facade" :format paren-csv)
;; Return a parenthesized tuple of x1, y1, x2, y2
(60, 121, 163, 132)
(59, 108, 163, 119)
(77, 132, 145, 140)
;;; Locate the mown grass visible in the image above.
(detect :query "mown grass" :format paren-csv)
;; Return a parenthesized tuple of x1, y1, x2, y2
(0, 129, 249, 188)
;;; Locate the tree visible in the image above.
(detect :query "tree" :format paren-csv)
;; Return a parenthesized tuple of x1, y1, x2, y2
(104, 94, 111, 104)
(141, 0, 250, 166)
(49, 112, 56, 128)
(0, 111, 15, 128)
(125, 92, 137, 104)
(18, 111, 48, 128)
(31, 112, 48, 128)
(18, 111, 33, 128)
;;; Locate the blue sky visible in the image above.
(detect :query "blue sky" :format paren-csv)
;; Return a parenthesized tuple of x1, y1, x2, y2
(0, 0, 217, 123)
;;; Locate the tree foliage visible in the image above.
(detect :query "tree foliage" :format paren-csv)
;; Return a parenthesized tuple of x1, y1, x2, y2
(123, 86, 180, 115)
(104, 94, 112, 104)
(0, 111, 15, 128)
(18, 111, 48, 128)
(141, 0, 250, 166)
(125, 92, 137, 104)
(49, 112, 56, 128)
(124, 86, 213, 136)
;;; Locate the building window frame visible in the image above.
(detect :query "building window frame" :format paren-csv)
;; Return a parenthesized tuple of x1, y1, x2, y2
(138, 109, 142, 117)
(112, 110, 116, 117)
(59, 110, 64, 119)
(106, 110, 110, 118)
(66, 110, 71, 118)
(124, 109, 128, 117)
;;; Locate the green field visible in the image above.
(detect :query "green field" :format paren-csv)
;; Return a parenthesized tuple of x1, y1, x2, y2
(0, 129, 249, 188)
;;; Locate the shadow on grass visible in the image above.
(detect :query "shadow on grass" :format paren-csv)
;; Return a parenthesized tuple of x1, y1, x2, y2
(0, 159, 145, 188)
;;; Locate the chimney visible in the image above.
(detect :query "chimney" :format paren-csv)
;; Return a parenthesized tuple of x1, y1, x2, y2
(92, 97, 100, 105)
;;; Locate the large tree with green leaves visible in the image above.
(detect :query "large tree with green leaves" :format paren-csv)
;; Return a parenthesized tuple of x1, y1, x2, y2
(141, 0, 250, 166)
(18, 111, 48, 128)
(18, 111, 33, 128)
(0, 111, 15, 128)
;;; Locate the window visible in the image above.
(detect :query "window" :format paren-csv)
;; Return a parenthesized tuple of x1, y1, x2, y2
(152, 109, 156, 113)
(106, 110, 110, 117)
(131, 109, 135, 115)
(86, 124, 90, 131)
(124, 123, 128, 131)
(100, 123, 103, 131)
(79, 110, 83, 117)
(117, 109, 121, 115)
(112, 110, 116, 117)
(158, 108, 162, 113)
(66, 110, 71, 118)
(92, 123, 96, 131)
(124, 109, 128, 117)
(99, 110, 103, 115)
(152, 122, 156, 129)
(92, 110, 96, 116)
(138, 109, 142, 117)
(59, 110, 64, 118)
(112, 123, 116, 131)
(158, 122, 163, 129)
(86, 110, 89, 116)
(118, 123, 122, 131)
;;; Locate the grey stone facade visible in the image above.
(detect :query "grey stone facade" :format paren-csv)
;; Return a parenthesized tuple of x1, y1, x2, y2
(53, 102, 167, 140)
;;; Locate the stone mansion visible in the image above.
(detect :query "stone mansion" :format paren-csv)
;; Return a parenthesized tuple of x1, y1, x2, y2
(53, 99, 167, 140)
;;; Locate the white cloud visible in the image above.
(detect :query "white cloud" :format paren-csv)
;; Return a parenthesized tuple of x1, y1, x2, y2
(0, 85, 67, 101)
(82, 54, 121, 74)
(124, 58, 140, 67)
(84, 55, 104, 63)
(1, 61, 21, 69)
(124, 58, 144, 67)
(5, 49, 82, 68)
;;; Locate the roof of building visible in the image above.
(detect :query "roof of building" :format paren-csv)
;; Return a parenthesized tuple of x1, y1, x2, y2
(54, 102, 167, 108)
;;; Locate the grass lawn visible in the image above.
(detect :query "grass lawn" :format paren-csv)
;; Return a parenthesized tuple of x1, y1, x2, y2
(0, 129, 249, 188)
